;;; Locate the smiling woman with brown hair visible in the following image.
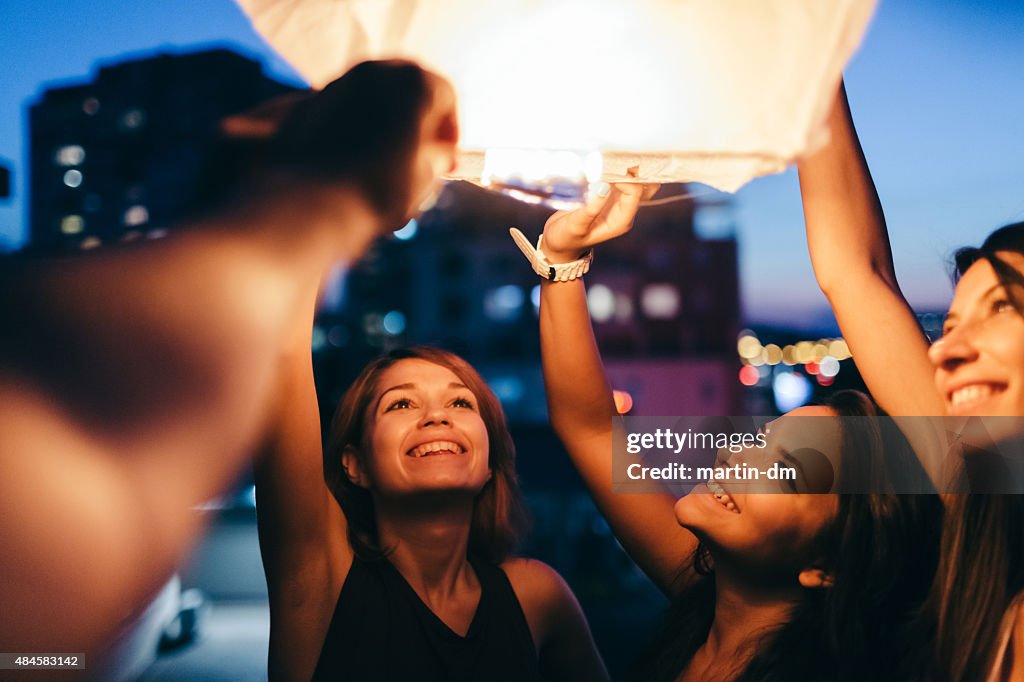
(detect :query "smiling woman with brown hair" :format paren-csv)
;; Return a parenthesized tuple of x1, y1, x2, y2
(256, 337, 610, 681)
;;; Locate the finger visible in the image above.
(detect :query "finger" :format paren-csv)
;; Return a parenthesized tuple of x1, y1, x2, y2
(561, 182, 613, 233)
(641, 183, 661, 200)
(575, 184, 643, 245)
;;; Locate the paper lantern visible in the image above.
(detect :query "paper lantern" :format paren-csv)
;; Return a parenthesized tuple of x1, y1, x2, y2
(237, 0, 876, 200)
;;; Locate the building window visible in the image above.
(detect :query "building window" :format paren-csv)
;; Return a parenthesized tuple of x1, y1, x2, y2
(63, 169, 83, 188)
(60, 215, 84, 235)
(54, 145, 85, 166)
(641, 284, 681, 319)
(123, 205, 149, 227)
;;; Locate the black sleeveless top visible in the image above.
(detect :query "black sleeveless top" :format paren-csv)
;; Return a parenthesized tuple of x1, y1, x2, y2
(312, 555, 542, 682)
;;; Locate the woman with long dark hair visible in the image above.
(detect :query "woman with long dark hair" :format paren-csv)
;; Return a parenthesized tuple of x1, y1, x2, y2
(525, 185, 944, 680)
(797, 82, 1024, 680)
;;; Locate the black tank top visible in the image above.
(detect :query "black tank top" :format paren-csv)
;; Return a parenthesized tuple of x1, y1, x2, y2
(312, 555, 542, 682)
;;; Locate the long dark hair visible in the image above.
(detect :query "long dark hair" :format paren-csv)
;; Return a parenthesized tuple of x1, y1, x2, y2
(324, 347, 529, 564)
(929, 222, 1024, 682)
(951, 222, 1024, 310)
(634, 391, 944, 682)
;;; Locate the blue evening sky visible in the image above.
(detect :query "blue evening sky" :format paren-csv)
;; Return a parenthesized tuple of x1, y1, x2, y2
(1, 1, 1022, 326)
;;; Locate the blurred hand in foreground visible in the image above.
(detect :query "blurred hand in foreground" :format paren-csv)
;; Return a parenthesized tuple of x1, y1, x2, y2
(269, 59, 458, 230)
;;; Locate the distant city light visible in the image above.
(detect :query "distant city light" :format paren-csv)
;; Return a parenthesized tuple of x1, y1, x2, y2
(773, 371, 813, 413)
(530, 284, 541, 314)
(819, 356, 841, 378)
(123, 205, 149, 226)
(828, 339, 851, 360)
(60, 215, 84, 235)
(490, 376, 525, 403)
(612, 389, 634, 414)
(794, 341, 814, 364)
(484, 285, 524, 321)
(80, 236, 101, 250)
(382, 310, 406, 335)
(82, 97, 100, 115)
(640, 283, 681, 319)
(614, 292, 633, 322)
(737, 334, 762, 360)
(587, 284, 615, 323)
(63, 169, 83, 188)
(393, 218, 418, 240)
(738, 365, 760, 386)
(122, 108, 145, 129)
(55, 145, 85, 166)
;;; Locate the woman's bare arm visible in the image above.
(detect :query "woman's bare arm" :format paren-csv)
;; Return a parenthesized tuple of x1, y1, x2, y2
(798, 83, 941, 417)
(254, 292, 352, 682)
(538, 186, 700, 596)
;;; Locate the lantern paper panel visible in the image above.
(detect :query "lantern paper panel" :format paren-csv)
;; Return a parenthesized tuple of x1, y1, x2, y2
(237, 0, 876, 193)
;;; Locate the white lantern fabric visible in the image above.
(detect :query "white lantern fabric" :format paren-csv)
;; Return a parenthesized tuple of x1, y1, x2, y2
(236, 0, 876, 192)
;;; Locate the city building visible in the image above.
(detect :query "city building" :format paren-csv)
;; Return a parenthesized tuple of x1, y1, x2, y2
(28, 48, 297, 253)
(315, 182, 743, 421)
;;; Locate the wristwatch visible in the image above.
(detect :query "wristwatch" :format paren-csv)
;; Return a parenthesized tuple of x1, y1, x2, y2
(509, 228, 593, 281)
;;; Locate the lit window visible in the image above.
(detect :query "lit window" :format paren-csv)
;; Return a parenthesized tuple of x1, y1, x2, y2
(382, 311, 406, 335)
(55, 145, 85, 166)
(490, 376, 525, 403)
(122, 108, 145, 130)
(60, 215, 84, 235)
(614, 293, 633, 322)
(612, 389, 634, 414)
(484, 285, 524, 322)
(63, 169, 83, 188)
(123, 205, 149, 227)
(641, 284, 681, 319)
(587, 284, 614, 322)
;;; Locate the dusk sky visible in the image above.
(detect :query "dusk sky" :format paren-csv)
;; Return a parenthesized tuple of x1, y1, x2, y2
(2, 1, 1022, 326)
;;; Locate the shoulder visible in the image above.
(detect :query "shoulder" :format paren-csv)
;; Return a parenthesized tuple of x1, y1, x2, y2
(500, 558, 581, 644)
(500, 558, 609, 681)
(501, 558, 577, 610)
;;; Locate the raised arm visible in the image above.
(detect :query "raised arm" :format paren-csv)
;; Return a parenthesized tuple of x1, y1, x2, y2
(798, 82, 942, 417)
(254, 287, 352, 682)
(535, 185, 700, 596)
